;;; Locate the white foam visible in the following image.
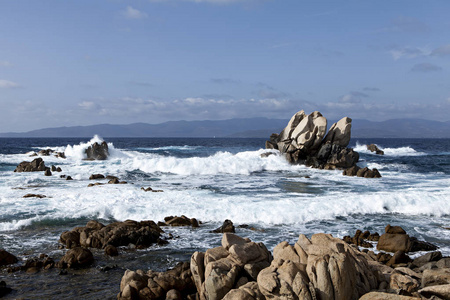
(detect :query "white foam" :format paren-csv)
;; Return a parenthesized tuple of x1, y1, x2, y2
(63, 135, 126, 160)
(354, 142, 426, 156)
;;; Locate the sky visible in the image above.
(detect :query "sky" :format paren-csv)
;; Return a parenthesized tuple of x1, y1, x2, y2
(1, 0, 450, 132)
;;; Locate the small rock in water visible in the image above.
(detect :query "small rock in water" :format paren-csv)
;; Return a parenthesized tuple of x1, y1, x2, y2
(66, 176, 73, 180)
(44, 169, 52, 176)
(89, 174, 105, 180)
(23, 194, 46, 198)
(211, 219, 235, 233)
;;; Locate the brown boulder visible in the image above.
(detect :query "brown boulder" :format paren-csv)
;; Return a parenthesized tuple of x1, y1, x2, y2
(14, 157, 46, 172)
(57, 247, 94, 269)
(211, 219, 235, 233)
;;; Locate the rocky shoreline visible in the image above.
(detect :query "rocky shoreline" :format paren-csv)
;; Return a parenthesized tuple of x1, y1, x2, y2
(2, 221, 449, 300)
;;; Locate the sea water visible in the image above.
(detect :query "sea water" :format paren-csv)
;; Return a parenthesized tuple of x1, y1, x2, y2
(0, 136, 449, 299)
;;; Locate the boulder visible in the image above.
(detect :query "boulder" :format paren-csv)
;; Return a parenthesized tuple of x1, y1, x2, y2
(14, 157, 46, 172)
(89, 174, 105, 180)
(412, 251, 442, 268)
(117, 262, 196, 300)
(367, 144, 384, 155)
(211, 219, 235, 233)
(0, 249, 18, 266)
(44, 169, 52, 176)
(57, 247, 94, 269)
(23, 194, 46, 198)
(85, 141, 109, 160)
(59, 219, 163, 249)
(418, 284, 450, 299)
(164, 216, 199, 228)
(377, 225, 437, 253)
(421, 268, 450, 287)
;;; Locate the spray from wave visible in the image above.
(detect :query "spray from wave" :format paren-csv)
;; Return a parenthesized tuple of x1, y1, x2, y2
(354, 142, 425, 156)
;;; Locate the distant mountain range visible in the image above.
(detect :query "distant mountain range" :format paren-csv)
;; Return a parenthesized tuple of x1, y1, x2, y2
(1, 118, 449, 138)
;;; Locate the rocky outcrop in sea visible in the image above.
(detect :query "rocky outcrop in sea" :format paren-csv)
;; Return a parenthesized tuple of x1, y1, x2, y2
(266, 110, 380, 177)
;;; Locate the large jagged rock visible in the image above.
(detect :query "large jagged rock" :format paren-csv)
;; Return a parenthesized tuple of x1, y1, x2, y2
(190, 233, 272, 300)
(14, 157, 46, 172)
(266, 110, 362, 171)
(257, 233, 379, 300)
(59, 219, 164, 250)
(85, 141, 109, 160)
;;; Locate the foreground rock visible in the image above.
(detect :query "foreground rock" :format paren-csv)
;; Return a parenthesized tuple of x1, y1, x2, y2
(0, 281, 12, 298)
(118, 262, 196, 300)
(117, 227, 450, 300)
(59, 220, 164, 250)
(57, 247, 94, 269)
(85, 141, 109, 160)
(377, 224, 438, 253)
(14, 157, 47, 172)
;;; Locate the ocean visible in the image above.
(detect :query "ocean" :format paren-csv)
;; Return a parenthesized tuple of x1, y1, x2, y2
(1, 136, 449, 299)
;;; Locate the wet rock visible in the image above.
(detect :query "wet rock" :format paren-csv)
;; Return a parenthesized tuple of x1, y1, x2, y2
(56, 167, 62, 172)
(85, 141, 109, 160)
(23, 194, 46, 198)
(88, 182, 104, 187)
(38, 149, 54, 156)
(106, 175, 118, 180)
(51, 165, 57, 171)
(0, 249, 18, 266)
(367, 144, 385, 155)
(343, 229, 374, 248)
(44, 169, 52, 176)
(164, 216, 199, 228)
(66, 176, 73, 180)
(55, 152, 66, 159)
(211, 219, 235, 233)
(59, 219, 163, 249)
(57, 247, 94, 269)
(141, 187, 164, 192)
(14, 157, 46, 172)
(89, 174, 105, 180)
(104, 245, 119, 257)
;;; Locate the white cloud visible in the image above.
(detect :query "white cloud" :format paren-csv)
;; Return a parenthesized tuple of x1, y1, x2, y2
(123, 6, 148, 19)
(339, 91, 368, 104)
(0, 79, 20, 89)
(78, 101, 100, 110)
(0, 61, 12, 67)
(389, 46, 430, 60)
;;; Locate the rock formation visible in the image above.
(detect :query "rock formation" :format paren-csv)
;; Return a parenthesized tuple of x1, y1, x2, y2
(59, 219, 164, 250)
(85, 141, 109, 160)
(266, 110, 382, 176)
(14, 157, 47, 172)
(266, 111, 356, 169)
(0, 249, 18, 266)
(367, 144, 384, 155)
(377, 225, 438, 253)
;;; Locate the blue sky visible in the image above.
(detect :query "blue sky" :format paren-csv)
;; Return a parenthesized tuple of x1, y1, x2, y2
(1, 0, 450, 132)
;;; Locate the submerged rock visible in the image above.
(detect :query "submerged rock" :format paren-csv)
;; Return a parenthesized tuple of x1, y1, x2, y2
(59, 219, 164, 250)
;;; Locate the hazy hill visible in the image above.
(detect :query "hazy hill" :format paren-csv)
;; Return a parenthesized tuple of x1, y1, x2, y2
(1, 118, 449, 138)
